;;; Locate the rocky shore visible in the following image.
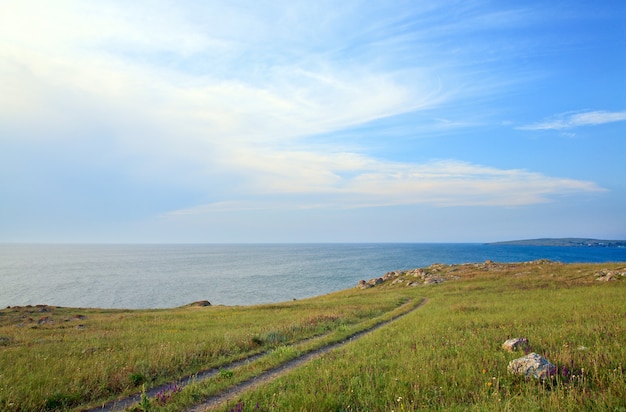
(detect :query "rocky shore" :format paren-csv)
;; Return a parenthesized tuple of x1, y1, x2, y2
(356, 260, 626, 289)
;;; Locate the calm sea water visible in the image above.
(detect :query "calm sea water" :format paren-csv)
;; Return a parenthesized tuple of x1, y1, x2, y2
(1, 243, 624, 309)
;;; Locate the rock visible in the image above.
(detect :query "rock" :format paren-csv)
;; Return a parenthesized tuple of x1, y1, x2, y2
(368, 277, 384, 286)
(357, 280, 372, 289)
(507, 353, 556, 379)
(595, 269, 625, 282)
(382, 271, 398, 281)
(502, 337, 530, 352)
(415, 269, 427, 278)
(526, 259, 554, 265)
(37, 316, 53, 325)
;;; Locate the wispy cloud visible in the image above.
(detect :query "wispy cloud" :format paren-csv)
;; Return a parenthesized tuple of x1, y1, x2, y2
(0, 1, 610, 230)
(519, 110, 626, 131)
(162, 158, 605, 219)
(0, 2, 448, 144)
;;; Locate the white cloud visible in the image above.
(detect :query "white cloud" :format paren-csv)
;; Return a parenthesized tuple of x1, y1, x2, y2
(162, 158, 606, 219)
(0, 1, 610, 230)
(519, 110, 626, 130)
(0, 2, 444, 144)
(0, 0, 453, 193)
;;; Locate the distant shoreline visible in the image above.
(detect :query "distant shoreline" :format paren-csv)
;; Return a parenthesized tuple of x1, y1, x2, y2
(488, 238, 626, 248)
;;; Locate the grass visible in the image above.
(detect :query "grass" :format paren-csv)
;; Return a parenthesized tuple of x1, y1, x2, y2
(0, 289, 414, 411)
(215, 261, 626, 412)
(0, 261, 624, 411)
(146, 296, 424, 412)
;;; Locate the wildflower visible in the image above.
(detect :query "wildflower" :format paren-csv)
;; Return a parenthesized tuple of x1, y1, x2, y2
(486, 382, 492, 387)
(397, 396, 403, 402)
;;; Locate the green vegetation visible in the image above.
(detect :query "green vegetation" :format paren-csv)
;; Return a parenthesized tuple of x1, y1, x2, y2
(0, 285, 414, 411)
(1, 261, 625, 411)
(214, 262, 625, 412)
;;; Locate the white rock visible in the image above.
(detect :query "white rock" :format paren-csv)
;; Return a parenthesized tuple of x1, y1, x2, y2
(502, 337, 529, 352)
(507, 352, 556, 379)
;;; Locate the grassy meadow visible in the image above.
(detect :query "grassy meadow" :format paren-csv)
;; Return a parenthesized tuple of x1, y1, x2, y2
(217, 262, 626, 412)
(0, 260, 624, 411)
(0, 283, 416, 411)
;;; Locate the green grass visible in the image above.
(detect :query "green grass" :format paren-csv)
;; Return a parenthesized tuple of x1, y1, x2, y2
(216, 262, 626, 412)
(0, 289, 414, 411)
(0, 261, 624, 411)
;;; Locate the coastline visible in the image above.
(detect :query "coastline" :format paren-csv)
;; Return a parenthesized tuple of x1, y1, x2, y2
(488, 238, 626, 247)
(2, 243, 625, 309)
(4, 259, 625, 311)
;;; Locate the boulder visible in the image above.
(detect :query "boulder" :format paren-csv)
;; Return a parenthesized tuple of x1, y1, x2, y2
(502, 337, 529, 352)
(382, 271, 398, 281)
(409, 269, 426, 278)
(357, 280, 371, 289)
(507, 353, 556, 379)
(368, 277, 384, 286)
(595, 270, 625, 282)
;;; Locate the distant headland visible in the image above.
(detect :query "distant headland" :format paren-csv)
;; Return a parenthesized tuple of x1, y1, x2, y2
(488, 238, 626, 247)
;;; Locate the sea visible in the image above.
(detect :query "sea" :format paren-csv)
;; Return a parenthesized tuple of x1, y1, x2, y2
(1, 243, 624, 309)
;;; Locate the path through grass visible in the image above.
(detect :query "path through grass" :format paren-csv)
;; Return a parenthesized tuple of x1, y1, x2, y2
(212, 262, 625, 411)
(1, 261, 624, 411)
(0, 288, 415, 411)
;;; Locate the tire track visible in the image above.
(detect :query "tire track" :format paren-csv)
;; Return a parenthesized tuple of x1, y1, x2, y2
(85, 298, 426, 412)
(187, 298, 428, 412)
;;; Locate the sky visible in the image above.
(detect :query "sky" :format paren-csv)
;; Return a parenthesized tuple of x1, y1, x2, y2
(1, 0, 625, 243)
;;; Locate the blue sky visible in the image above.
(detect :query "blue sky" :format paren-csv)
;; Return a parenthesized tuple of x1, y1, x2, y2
(1, 0, 625, 243)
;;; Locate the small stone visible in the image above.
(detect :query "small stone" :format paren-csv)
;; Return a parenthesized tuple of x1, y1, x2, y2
(502, 337, 529, 352)
(507, 352, 556, 379)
